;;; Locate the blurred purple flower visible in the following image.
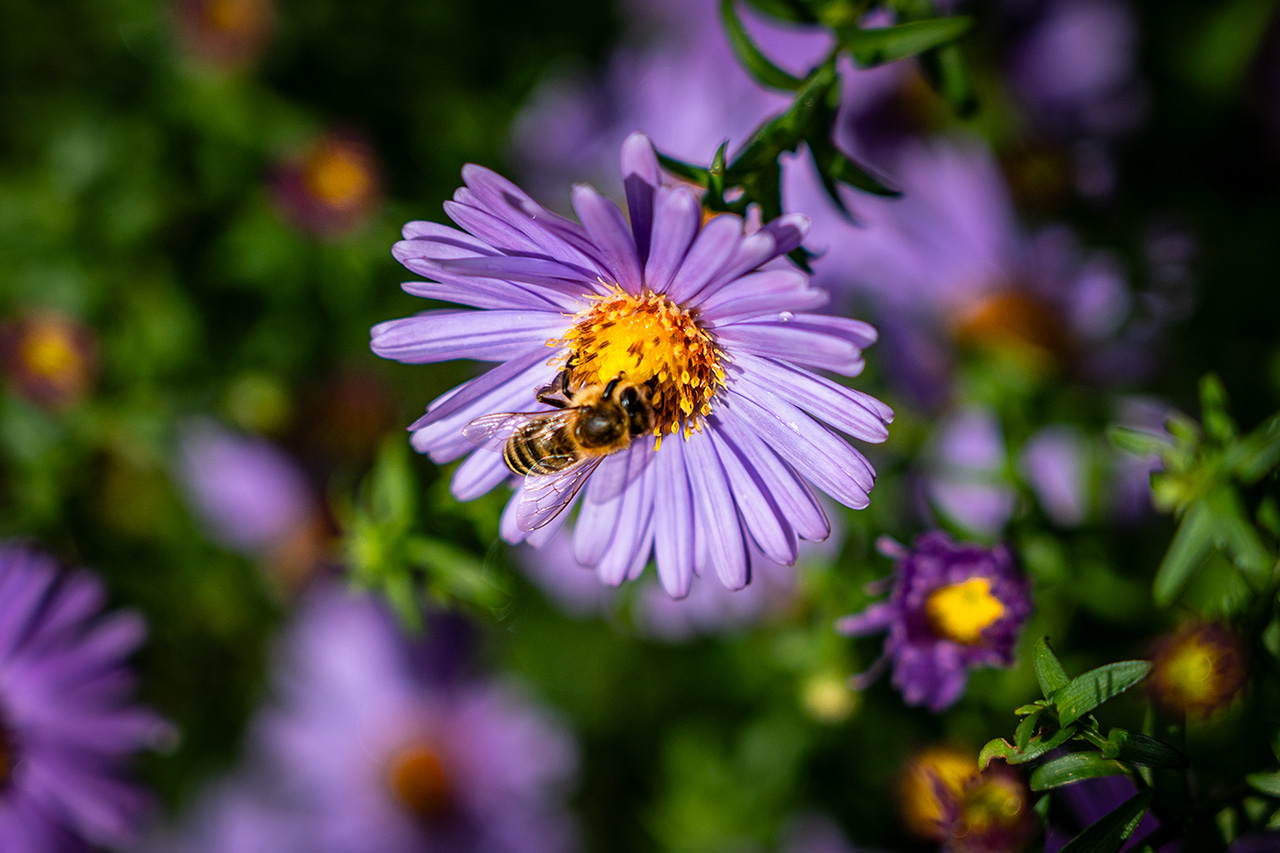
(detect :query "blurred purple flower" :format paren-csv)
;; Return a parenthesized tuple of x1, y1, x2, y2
(246, 585, 580, 853)
(0, 545, 163, 851)
(0, 312, 97, 411)
(1044, 775, 1161, 853)
(925, 407, 1018, 537)
(173, 0, 275, 71)
(177, 420, 316, 558)
(372, 133, 890, 597)
(837, 533, 1031, 711)
(833, 136, 1154, 402)
(1018, 425, 1092, 527)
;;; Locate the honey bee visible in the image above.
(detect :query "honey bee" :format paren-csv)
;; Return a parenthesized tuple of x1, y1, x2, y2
(463, 371, 655, 531)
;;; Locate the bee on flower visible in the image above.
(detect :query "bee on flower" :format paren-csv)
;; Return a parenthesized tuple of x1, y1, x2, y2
(371, 133, 891, 597)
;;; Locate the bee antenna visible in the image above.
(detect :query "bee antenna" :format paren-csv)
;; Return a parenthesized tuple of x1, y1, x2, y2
(602, 376, 621, 399)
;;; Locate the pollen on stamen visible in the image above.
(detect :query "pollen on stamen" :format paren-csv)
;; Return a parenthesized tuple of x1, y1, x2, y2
(553, 288, 725, 437)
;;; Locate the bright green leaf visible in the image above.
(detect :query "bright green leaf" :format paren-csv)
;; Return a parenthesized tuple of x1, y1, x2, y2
(1035, 637, 1070, 698)
(1055, 660, 1151, 727)
(720, 0, 806, 90)
(1030, 753, 1129, 791)
(836, 16, 973, 67)
(1226, 413, 1280, 483)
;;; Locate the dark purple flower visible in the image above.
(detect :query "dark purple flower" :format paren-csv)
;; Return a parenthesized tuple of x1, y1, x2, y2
(1045, 775, 1160, 853)
(0, 312, 97, 410)
(0, 545, 163, 851)
(837, 533, 1031, 711)
(371, 133, 891, 597)
(272, 132, 382, 238)
(173, 0, 275, 71)
(249, 585, 580, 853)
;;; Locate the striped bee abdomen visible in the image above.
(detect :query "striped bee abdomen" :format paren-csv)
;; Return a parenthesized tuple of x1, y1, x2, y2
(503, 422, 579, 476)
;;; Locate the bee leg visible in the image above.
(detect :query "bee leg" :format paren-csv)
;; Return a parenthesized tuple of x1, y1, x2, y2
(537, 370, 572, 409)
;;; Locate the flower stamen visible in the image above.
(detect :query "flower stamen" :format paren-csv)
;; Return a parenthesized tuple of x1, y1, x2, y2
(553, 288, 725, 436)
(387, 742, 453, 821)
(925, 577, 1006, 645)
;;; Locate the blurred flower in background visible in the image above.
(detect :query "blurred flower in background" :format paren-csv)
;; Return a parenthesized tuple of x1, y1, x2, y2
(897, 745, 979, 841)
(1148, 622, 1249, 719)
(0, 313, 97, 411)
(0, 545, 164, 851)
(166, 584, 580, 852)
(272, 132, 382, 239)
(172, 0, 276, 70)
(839, 533, 1031, 711)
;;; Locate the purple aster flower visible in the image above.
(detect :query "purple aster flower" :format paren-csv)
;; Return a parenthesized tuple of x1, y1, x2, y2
(272, 131, 382, 238)
(1018, 425, 1092, 527)
(837, 533, 1031, 711)
(177, 420, 317, 558)
(1044, 775, 1161, 853)
(371, 133, 891, 597)
(249, 585, 579, 853)
(0, 544, 163, 851)
(924, 406, 1018, 537)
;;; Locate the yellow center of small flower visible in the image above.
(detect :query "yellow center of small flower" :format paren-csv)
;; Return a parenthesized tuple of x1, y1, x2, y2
(954, 291, 1071, 368)
(925, 578, 1005, 645)
(305, 147, 373, 208)
(554, 288, 725, 437)
(19, 325, 79, 383)
(386, 742, 452, 821)
(951, 770, 1028, 847)
(898, 747, 978, 840)
(204, 0, 259, 33)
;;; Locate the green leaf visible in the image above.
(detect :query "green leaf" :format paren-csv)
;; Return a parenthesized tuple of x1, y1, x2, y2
(1154, 501, 1217, 605)
(979, 725, 1076, 768)
(836, 16, 973, 66)
(1054, 660, 1152, 727)
(916, 37, 978, 116)
(1102, 730, 1189, 769)
(1035, 637, 1070, 698)
(808, 135, 899, 197)
(1200, 373, 1237, 442)
(1016, 707, 1047, 750)
(656, 152, 710, 188)
(1248, 772, 1280, 798)
(1059, 789, 1156, 853)
(1205, 487, 1273, 576)
(370, 437, 416, 529)
(1107, 425, 1173, 457)
(720, 0, 806, 90)
(741, 0, 818, 24)
(1226, 413, 1280, 483)
(1030, 753, 1129, 791)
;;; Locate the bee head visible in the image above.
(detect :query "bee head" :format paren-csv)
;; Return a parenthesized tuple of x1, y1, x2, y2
(616, 382, 654, 437)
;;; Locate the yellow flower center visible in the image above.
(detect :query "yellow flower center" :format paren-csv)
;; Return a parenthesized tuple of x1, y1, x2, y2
(954, 291, 1070, 369)
(951, 771, 1028, 847)
(19, 324, 79, 383)
(898, 747, 978, 840)
(925, 577, 1005, 645)
(386, 742, 452, 821)
(554, 288, 725, 437)
(204, 0, 261, 33)
(305, 146, 373, 208)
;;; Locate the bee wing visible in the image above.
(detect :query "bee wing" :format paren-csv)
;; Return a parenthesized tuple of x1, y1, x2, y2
(462, 409, 576, 451)
(516, 455, 603, 532)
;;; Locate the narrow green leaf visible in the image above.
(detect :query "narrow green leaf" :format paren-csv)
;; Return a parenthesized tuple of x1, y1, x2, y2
(1226, 413, 1280, 483)
(1015, 709, 1045, 750)
(1205, 487, 1273, 576)
(1107, 425, 1172, 457)
(836, 16, 973, 66)
(1153, 501, 1216, 605)
(656, 152, 710, 187)
(742, 0, 818, 24)
(981, 726, 1076, 768)
(1030, 753, 1129, 791)
(1102, 730, 1189, 769)
(1059, 789, 1156, 853)
(720, 0, 806, 90)
(1035, 637, 1070, 699)
(809, 137, 899, 197)
(1248, 772, 1280, 798)
(917, 38, 978, 116)
(1055, 660, 1151, 727)
(1200, 373, 1237, 442)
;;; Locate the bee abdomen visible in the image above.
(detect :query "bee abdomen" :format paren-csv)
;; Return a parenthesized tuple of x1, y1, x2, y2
(503, 426, 579, 476)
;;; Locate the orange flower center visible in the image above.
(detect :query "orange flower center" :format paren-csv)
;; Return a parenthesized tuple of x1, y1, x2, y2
(304, 146, 374, 209)
(553, 288, 724, 437)
(386, 742, 452, 821)
(898, 747, 978, 840)
(954, 291, 1071, 368)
